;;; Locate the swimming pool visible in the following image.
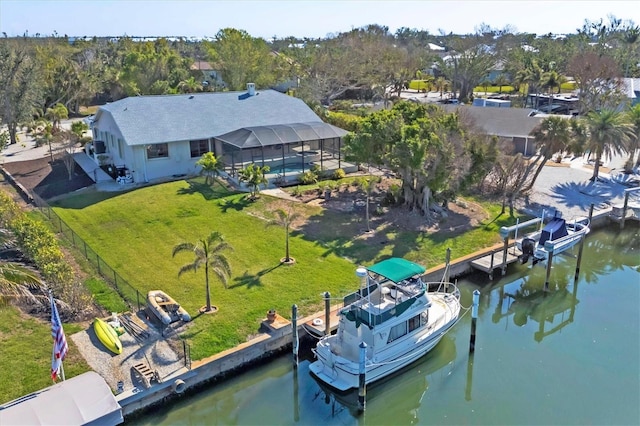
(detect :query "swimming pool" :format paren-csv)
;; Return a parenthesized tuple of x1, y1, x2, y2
(267, 164, 307, 175)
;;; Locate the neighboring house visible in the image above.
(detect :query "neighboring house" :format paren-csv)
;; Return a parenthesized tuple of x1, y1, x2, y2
(622, 78, 640, 106)
(88, 85, 350, 184)
(443, 105, 547, 156)
(190, 61, 226, 88)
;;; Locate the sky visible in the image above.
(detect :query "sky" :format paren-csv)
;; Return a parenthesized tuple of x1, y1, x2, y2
(0, 0, 638, 40)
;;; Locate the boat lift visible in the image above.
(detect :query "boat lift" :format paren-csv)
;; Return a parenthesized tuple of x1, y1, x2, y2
(470, 216, 545, 280)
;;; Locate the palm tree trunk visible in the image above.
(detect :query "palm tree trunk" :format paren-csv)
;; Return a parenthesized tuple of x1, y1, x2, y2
(285, 225, 290, 262)
(204, 263, 211, 311)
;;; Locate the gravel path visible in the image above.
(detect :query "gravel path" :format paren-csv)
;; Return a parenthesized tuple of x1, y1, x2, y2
(70, 313, 187, 392)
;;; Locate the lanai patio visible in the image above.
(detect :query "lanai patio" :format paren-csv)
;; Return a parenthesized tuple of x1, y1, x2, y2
(214, 122, 357, 186)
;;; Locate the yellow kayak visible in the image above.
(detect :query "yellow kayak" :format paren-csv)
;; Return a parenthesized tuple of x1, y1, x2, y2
(93, 317, 122, 355)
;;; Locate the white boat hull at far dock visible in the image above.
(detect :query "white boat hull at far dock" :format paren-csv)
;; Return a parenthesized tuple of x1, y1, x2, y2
(309, 258, 461, 391)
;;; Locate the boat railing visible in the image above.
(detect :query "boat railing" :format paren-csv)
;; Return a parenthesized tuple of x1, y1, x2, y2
(425, 281, 459, 297)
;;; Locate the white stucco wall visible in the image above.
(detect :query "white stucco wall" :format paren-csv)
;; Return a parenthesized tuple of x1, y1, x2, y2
(93, 112, 205, 182)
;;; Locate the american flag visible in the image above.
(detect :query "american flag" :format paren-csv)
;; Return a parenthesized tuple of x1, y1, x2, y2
(50, 293, 68, 381)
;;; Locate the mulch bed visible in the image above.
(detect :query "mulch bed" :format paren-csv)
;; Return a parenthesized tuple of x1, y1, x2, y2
(2, 154, 94, 200)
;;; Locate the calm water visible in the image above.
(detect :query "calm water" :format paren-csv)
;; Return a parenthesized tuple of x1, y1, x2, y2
(131, 224, 639, 425)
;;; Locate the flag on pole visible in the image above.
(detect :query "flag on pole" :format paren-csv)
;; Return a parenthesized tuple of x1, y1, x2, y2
(50, 292, 68, 381)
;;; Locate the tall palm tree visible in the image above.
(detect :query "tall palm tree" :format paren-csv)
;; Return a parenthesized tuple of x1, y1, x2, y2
(172, 231, 233, 313)
(625, 104, 640, 170)
(266, 204, 302, 263)
(584, 109, 634, 181)
(524, 116, 571, 191)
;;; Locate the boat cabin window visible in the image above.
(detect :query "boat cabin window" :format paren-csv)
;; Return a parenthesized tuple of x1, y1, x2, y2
(388, 321, 408, 343)
(408, 315, 421, 332)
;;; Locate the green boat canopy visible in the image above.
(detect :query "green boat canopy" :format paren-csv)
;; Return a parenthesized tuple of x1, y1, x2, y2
(366, 258, 425, 283)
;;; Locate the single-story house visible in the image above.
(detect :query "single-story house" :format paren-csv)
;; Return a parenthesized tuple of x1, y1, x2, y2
(443, 105, 548, 156)
(88, 84, 352, 185)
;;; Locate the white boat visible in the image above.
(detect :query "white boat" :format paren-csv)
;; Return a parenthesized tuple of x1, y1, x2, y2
(516, 216, 590, 263)
(309, 258, 461, 391)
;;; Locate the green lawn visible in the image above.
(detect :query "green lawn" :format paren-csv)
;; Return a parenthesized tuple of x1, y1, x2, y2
(0, 306, 91, 403)
(51, 178, 522, 360)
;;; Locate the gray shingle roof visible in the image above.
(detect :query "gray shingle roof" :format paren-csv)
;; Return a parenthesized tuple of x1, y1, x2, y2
(216, 122, 348, 148)
(442, 105, 543, 138)
(95, 90, 324, 146)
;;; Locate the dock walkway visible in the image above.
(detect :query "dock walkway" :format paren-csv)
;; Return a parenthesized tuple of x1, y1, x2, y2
(470, 246, 522, 279)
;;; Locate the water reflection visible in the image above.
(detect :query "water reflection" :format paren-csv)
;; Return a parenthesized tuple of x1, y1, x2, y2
(311, 335, 457, 424)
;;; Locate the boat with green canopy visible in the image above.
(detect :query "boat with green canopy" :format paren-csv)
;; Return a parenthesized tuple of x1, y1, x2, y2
(309, 257, 461, 391)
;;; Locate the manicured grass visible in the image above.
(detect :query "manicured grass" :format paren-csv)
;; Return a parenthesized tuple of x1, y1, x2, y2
(52, 178, 523, 360)
(0, 305, 91, 404)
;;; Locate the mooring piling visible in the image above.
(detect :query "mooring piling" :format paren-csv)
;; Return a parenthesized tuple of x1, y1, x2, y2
(544, 248, 554, 292)
(358, 341, 367, 412)
(323, 292, 331, 336)
(292, 304, 298, 368)
(574, 204, 594, 284)
(469, 289, 480, 353)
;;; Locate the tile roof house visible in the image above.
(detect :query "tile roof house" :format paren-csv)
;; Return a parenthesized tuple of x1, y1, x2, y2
(88, 86, 349, 184)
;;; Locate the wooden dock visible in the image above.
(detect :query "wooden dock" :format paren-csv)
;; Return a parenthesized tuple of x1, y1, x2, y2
(301, 306, 341, 338)
(470, 247, 522, 279)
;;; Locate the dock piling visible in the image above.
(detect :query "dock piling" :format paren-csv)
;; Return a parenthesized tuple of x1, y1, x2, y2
(292, 304, 298, 368)
(574, 204, 593, 284)
(358, 341, 367, 412)
(620, 191, 630, 229)
(544, 248, 554, 292)
(469, 290, 480, 353)
(324, 292, 331, 336)
(445, 248, 451, 282)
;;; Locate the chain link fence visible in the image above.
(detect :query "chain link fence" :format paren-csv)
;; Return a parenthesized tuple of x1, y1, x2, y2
(30, 190, 191, 368)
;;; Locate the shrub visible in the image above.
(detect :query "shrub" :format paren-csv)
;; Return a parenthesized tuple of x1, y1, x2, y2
(298, 171, 319, 185)
(333, 168, 346, 180)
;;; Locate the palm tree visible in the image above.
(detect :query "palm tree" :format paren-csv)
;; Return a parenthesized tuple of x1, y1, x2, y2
(45, 103, 68, 133)
(359, 177, 378, 232)
(0, 262, 44, 306)
(480, 79, 492, 96)
(196, 152, 223, 185)
(524, 116, 571, 191)
(266, 204, 302, 263)
(238, 163, 270, 199)
(494, 74, 509, 94)
(177, 77, 203, 94)
(625, 104, 640, 170)
(434, 77, 449, 98)
(172, 231, 233, 313)
(584, 109, 634, 182)
(541, 70, 561, 109)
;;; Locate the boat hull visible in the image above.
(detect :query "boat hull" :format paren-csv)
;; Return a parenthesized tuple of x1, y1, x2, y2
(147, 290, 191, 325)
(309, 324, 453, 391)
(93, 318, 123, 355)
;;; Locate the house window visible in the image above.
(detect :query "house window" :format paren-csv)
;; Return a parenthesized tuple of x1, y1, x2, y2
(190, 139, 209, 158)
(118, 139, 123, 158)
(147, 143, 169, 159)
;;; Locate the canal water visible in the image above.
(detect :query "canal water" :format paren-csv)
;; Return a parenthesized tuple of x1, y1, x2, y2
(131, 224, 639, 425)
